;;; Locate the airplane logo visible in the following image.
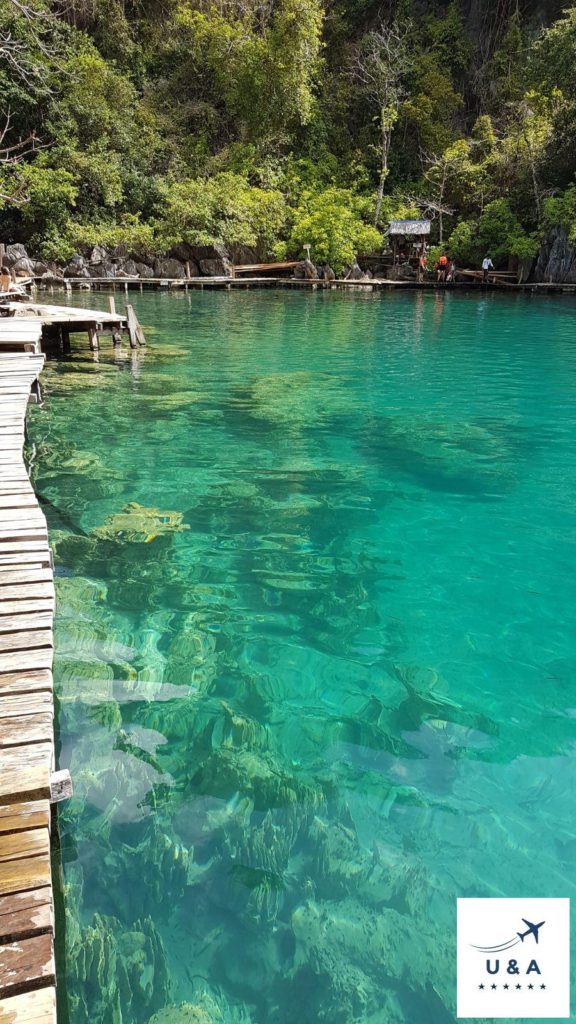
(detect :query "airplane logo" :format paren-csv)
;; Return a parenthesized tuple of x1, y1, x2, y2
(517, 919, 545, 944)
(471, 918, 546, 952)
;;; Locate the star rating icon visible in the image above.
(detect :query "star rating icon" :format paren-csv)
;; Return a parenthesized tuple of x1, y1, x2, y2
(478, 982, 547, 992)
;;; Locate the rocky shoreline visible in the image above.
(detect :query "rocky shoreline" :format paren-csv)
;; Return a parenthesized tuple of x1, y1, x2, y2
(1, 242, 237, 282)
(3, 228, 576, 285)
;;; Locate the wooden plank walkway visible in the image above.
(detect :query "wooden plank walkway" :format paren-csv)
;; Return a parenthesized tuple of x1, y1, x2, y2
(0, 336, 56, 1024)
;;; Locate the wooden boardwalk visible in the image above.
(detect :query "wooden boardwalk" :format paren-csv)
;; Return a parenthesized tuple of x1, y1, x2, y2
(0, 342, 57, 1023)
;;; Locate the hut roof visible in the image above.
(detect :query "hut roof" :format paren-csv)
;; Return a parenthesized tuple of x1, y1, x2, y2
(389, 219, 431, 235)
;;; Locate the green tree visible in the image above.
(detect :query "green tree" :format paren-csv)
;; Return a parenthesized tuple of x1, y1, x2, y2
(286, 187, 381, 271)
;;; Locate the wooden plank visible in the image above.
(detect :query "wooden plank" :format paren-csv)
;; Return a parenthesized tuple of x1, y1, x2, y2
(0, 499, 37, 511)
(0, 933, 55, 997)
(0, 717, 53, 748)
(0, 545, 49, 556)
(0, 651, 53, 675)
(0, 831, 49, 866)
(0, 693, 52, 719)
(0, 560, 50, 573)
(0, 574, 52, 589)
(0, 855, 51, 899)
(0, 671, 53, 697)
(0, 804, 49, 836)
(0, 601, 54, 618)
(0, 755, 51, 805)
(0, 615, 53, 634)
(0, 634, 52, 656)
(0, 896, 52, 946)
(0, 535, 48, 547)
(0, 513, 47, 526)
(0, 985, 56, 1023)
(0, 584, 53, 603)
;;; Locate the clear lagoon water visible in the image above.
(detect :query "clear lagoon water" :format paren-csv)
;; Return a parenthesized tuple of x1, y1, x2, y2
(27, 287, 576, 1024)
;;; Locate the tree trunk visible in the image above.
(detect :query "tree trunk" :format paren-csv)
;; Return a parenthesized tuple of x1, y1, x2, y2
(374, 113, 390, 227)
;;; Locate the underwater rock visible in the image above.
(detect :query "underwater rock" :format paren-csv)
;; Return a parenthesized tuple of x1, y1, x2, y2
(222, 808, 298, 924)
(148, 1005, 212, 1024)
(359, 413, 515, 494)
(307, 816, 371, 899)
(68, 912, 170, 1024)
(148, 986, 254, 1024)
(290, 897, 452, 1015)
(391, 663, 499, 736)
(234, 371, 355, 430)
(164, 626, 218, 691)
(190, 746, 324, 813)
(92, 503, 189, 543)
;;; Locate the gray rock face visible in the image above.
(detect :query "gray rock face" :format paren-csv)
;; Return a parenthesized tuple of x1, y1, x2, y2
(89, 245, 107, 265)
(119, 259, 140, 277)
(153, 257, 186, 279)
(4, 243, 28, 267)
(88, 263, 115, 278)
(534, 226, 576, 283)
(64, 256, 88, 277)
(228, 243, 259, 265)
(12, 257, 34, 276)
(199, 257, 232, 277)
(345, 260, 366, 281)
(135, 262, 155, 279)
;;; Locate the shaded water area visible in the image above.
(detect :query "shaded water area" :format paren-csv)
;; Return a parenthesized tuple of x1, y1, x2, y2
(27, 288, 576, 1024)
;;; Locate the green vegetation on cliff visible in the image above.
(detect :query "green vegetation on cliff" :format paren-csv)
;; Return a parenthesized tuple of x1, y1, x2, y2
(1, 0, 576, 268)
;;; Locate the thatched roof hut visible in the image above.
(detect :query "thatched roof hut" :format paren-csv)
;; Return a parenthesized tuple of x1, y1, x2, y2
(388, 219, 431, 235)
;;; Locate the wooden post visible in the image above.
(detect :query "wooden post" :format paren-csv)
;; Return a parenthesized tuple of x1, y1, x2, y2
(50, 769, 73, 803)
(108, 296, 116, 316)
(88, 325, 99, 351)
(125, 304, 138, 348)
(185, 260, 191, 280)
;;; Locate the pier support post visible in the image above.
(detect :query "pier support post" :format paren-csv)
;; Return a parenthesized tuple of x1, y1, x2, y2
(88, 325, 99, 351)
(125, 303, 146, 347)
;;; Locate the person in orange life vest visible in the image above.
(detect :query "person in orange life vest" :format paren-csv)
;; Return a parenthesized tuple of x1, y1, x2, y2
(436, 253, 448, 281)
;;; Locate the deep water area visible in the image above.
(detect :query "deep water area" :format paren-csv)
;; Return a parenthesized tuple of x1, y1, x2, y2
(27, 287, 576, 1024)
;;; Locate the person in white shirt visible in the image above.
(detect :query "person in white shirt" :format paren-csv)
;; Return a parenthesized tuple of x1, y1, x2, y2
(482, 256, 494, 282)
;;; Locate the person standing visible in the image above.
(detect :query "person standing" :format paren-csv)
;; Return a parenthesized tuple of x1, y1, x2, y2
(482, 256, 494, 282)
(417, 253, 428, 282)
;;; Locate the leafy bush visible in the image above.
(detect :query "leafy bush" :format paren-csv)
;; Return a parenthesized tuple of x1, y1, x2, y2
(447, 201, 537, 266)
(156, 173, 287, 253)
(286, 188, 382, 271)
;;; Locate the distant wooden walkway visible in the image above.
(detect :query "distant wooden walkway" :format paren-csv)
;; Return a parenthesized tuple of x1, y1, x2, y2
(0, 341, 57, 1023)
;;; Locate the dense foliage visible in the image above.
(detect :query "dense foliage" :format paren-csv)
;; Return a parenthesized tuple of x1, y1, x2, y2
(1, 0, 576, 269)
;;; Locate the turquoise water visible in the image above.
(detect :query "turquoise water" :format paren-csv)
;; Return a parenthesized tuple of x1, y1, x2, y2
(28, 288, 576, 1024)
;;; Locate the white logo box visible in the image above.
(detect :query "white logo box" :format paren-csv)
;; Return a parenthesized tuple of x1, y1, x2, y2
(457, 898, 570, 1019)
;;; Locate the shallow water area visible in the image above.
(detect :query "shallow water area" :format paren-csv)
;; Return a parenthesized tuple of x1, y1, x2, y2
(27, 287, 576, 1024)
